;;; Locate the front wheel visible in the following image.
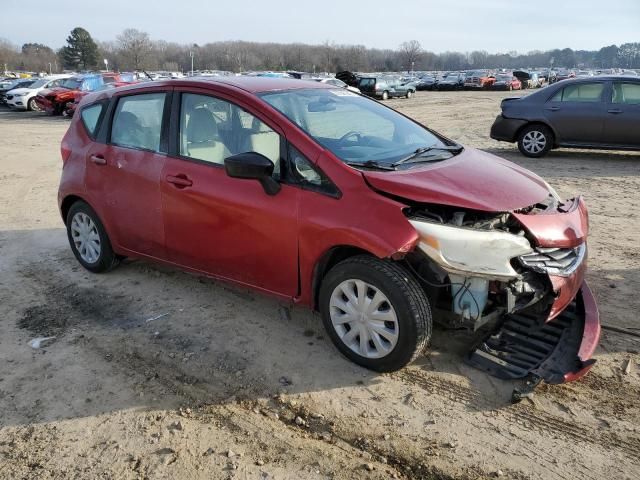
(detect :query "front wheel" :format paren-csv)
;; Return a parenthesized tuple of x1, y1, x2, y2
(406, 90, 413, 99)
(319, 255, 432, 372)
(27, 97, 41, 111)
(517, 124, 553, 158)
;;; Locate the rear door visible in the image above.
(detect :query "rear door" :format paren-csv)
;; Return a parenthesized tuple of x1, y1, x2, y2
(85, 89, 170, 259)
(543, 81, 607, 144)
(602, 81, 640, 147)
(160, 88, 299, 297)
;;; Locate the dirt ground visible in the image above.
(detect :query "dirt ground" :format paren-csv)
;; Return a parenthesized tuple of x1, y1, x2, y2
(0, 90, 639, 480)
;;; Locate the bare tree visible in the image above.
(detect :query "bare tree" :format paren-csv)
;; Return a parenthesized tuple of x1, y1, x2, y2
(116, 28, 152, 70)
(399, 40, 422, 72)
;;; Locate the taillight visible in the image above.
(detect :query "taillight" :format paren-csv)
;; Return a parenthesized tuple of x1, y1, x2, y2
(61, 140, 72, 163)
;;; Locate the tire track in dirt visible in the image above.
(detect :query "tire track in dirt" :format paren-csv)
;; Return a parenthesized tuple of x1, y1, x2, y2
(395, 368, 640, 463)
(394, 369, 590, 480)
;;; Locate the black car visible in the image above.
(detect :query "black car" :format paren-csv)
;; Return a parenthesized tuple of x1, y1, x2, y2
(0, 78, 35, 105)
(436, 73, 465, 90)
(416, 76, 436, 90)
(490, 76, 640, 157)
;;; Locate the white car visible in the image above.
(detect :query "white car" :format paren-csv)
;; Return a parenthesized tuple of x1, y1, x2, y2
(314, 77, 361, 93)
(6, 75, 70, 111)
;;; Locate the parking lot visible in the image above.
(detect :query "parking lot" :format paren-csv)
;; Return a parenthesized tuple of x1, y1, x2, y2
(0, 90, 639, 479)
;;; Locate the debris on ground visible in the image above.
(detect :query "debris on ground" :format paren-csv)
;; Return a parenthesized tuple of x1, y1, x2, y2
(28, 336, 56, 349)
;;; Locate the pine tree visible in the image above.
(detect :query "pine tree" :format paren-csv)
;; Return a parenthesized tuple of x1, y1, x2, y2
(60, 27, 98, 70)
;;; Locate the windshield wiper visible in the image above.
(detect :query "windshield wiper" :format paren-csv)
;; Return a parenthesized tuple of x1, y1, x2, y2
(344, 160, 396, 171)
(392, 144, 463, 167)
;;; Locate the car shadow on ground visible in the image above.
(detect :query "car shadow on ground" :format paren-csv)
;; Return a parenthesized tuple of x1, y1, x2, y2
(0, 227, 636, 428)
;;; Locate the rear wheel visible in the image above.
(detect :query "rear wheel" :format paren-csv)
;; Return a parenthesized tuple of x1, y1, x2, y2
(406, 90, 413, 99)
(381, 91, 389, 100)
(66, 201, 120, 273)
(319, 255, 432, 372)
(517, 124, 553, 158)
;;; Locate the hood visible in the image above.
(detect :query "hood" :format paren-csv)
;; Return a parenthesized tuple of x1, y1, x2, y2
(362, 147, 551, 212)
(7, 87, 33, 95)
(40, 87, 74, 99)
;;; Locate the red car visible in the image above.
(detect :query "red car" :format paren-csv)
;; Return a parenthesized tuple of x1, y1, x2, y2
(58, 78, 599, 393)
(64, 80, 135, 117)
(492, 74, 522, 91)
(36, 73, 129, 115)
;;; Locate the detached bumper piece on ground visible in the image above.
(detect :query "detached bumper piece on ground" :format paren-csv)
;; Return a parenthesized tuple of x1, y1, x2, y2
(466, 283, 600, 402)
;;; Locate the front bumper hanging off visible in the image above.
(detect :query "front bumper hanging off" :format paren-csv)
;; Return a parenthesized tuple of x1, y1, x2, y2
(465, 282, 600, 395)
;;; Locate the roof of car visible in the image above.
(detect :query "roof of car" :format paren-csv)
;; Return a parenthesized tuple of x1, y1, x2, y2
(145, 76, 335, 94)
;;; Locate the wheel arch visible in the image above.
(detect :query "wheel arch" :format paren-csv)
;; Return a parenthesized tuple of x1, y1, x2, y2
(516, 120, 558, 147)
(311, 245, 375, 311)
(60, 194, 97, 225)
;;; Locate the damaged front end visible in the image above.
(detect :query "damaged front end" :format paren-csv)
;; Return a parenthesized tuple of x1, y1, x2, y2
(404, 195, 600, 394)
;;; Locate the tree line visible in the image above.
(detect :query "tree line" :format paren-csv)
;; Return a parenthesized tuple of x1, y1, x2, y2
(1, 27, 639, 74)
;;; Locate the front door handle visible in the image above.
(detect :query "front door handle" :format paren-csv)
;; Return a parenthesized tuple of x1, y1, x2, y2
(166, 174, 193, 188)
(607, 109, 623, 114)
(545, 106, 561, 112)
(90, 154, 106, 165)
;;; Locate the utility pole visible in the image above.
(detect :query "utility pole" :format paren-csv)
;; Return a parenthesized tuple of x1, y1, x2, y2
(190, 51, 194, 76)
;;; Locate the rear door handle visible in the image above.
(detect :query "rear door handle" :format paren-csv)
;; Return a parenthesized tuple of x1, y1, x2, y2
(545, 106, 561, 111)
(166, 174, 193, 188)
(607, 109, 623, 114)
(90, 154, 106, 165)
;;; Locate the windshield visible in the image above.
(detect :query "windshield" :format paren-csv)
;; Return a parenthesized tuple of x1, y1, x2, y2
(11, 79, 35, 89)
(28, 79, 49, 89)
(60, 78, 82, 89)
(260, 88, 451, 165)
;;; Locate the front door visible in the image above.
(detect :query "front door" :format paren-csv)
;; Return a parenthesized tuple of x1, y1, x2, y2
(161, 90, 299, 297)
(543, 81, 607, 144)
(85, 91, 169, 259)
(602, 81, 640, 147)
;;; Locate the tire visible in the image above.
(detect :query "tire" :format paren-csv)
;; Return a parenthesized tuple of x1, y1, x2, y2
(517, 124, 553, 158)
(382, 91, 389, 100)
(27, 97, 40, 111)
(319, 255, 432, 372)
(406, 90, 413, 99)
(66, 201, 120, 273)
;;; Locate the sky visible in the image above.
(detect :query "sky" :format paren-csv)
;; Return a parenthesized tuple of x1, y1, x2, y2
(1, 0, 638, 53)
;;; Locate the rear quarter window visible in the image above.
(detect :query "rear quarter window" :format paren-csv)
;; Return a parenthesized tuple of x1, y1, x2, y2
(80, 103, 105, 139)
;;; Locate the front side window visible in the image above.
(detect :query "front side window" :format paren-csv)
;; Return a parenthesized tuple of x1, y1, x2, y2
(612, 82, 640, 105)
(179, 93, 281, 170)
(111, 92, 166, 152)
(260, 88, 450, 166)
(551, 83, 604, 103)
(288, 145, 340, 197)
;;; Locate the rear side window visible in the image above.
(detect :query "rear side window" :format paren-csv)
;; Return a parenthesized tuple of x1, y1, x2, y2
(612, 83, 640, 104)
(111, 93, 166, 152)
(80, 103, 105, 138)
(551, 83, 604, 103)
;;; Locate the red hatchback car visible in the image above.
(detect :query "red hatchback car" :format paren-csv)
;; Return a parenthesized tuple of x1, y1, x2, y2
(58, 77, 600, 391)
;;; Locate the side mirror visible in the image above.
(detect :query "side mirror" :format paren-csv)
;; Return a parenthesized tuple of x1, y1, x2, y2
(224, 152, 281, 196)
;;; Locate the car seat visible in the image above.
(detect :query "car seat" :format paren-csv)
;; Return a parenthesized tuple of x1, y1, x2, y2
(186, 107, 231, 164)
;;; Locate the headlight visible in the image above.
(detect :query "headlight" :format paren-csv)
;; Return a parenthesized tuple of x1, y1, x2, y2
(409, 220, 533, 280)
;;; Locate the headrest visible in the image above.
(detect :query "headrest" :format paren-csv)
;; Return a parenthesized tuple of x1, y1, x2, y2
(187, 108, 218, 143)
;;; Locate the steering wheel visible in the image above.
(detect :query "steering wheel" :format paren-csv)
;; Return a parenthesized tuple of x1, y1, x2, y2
(338, 131, 362, 145)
